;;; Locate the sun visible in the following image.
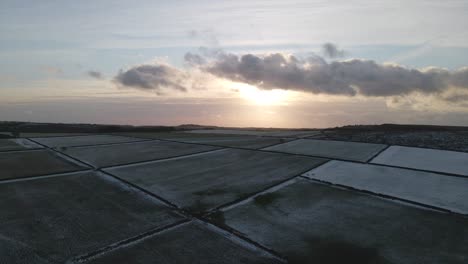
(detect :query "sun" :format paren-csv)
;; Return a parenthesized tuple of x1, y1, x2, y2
(234, 84, 289, 106)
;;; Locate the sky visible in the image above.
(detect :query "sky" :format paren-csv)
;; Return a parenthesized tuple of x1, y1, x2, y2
(1, 0, 468, 128)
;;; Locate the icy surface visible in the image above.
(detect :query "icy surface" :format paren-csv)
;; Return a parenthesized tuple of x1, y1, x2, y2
(106, 149, 326, 213)
(0, 138, 41, 152)
(371, 146, 468, 176)
(304, 160, 468, 214)
(186, 129, 320, 137)
(114, 132, 293, 149)
(166, 136, 292, 149)
(0, 171, 183, 263)
(84, 221, 280, 264)
(220, 179, 468, 263)
(0, 150, 85, 180)
(264, 139, 387, 162)
(2, 129, 468, 263)
(63, 140, 219, 168)
(32, 135, 143, 148)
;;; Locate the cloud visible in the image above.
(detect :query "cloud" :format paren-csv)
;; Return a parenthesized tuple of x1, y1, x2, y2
(451, 67, 468, 88)
(114, 64, 188, 93)
(440, 90, 468, 103)
(322, 43, 346, 58)
(386, 90, 468, 113)
(204, 52, 356, 95)
(184, 52, 206, 65)
(87, 70, 103, 79)
(201, 52, 468, 97)
(113, 45, 468, 103)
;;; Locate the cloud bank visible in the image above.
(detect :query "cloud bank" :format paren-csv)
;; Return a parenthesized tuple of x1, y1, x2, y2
(113, 47, 468, 101)
(205, 53, 468, 97)
(114, 64, 188, 93)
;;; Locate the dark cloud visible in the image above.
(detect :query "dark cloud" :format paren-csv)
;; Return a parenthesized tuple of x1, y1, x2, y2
(114, 64, 188, 93)
(451, 67, 468, 88)
(113, 46, 468, 99)
(202, 52, 468, 97)
(322, 43, 346, 58)
(87, 70, 103, 79)
(184, 52, 206, 65)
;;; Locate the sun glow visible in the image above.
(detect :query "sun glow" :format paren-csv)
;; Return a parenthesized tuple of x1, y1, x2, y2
(234, 84, 290, 105)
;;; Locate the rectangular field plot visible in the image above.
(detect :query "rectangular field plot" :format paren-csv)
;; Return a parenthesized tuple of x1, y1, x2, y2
(304, 160, 468, 214)
(0, 149, 85, 180)
(0, 138, 41, 152)
(166, 136, 292, 149)
(31, 135, 144, 148)
(263, 139, 387, 162)
(113, 132, 292, 149)
(105, 149, 326, 213)
(20, 133, 91, 138)
(266, 131, 321, 138)
(185, 129, 278, 136)
(84, 221, 280, 264)
(371, 146, 468, 176)
(186, 129, 321, 138)
(63, 140, 220, 168)
(217, 179, 468, 264)
(0, 171, 184, 264)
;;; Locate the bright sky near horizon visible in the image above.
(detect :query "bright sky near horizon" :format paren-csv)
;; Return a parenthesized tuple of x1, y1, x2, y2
(1, 0, 468, 128)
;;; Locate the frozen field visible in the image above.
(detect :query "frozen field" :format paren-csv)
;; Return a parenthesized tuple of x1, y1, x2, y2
(0, 138, 41, 152)
(371, 145, 468, 176)
(304, 160, 468, 214)
(32, 135, 145, 148)
(62, 140, 220, 168)
(216, 179, 468, 264)
(0, 131, 467, 263)
(84, 221, 280, 264)
(0, 149, 86, 180)
(264, 139, 387, 162)
(105, 148, 325, 213)
(114, 132, 294, 149)
(185, 129, 321, 138)
(0, 171, 184, 263)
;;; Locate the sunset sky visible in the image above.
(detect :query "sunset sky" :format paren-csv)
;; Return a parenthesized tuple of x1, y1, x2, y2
(1, 0, 468, 128)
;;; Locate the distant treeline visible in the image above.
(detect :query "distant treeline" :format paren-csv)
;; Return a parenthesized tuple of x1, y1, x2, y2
(1, 121, 466, 137)
(0, 121, 199, 134)
(331, 124, 468, 132)
(0, 121, 314, 135)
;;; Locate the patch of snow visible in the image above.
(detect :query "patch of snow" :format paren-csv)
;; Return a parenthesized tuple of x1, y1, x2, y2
(304, 160, 468, 214)
(371, 146, 468, 176)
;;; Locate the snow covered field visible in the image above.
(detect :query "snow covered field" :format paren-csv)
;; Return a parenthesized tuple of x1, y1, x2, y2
(371, 146, 468, 176)
(304, 160, 468, 214)
(1, 131, 467, 263)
